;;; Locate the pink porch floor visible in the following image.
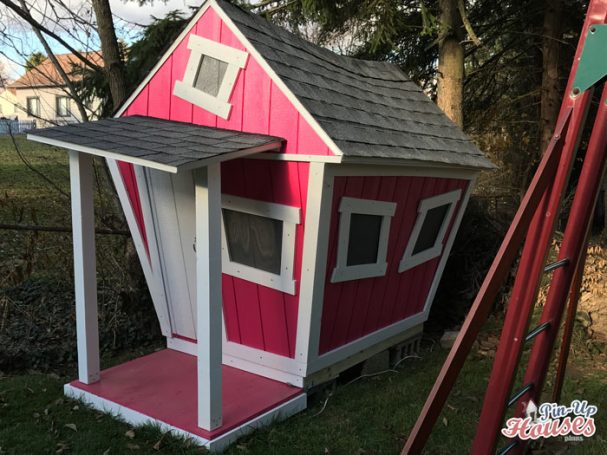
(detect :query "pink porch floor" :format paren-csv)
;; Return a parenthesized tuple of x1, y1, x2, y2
(69, 349, 303, 439)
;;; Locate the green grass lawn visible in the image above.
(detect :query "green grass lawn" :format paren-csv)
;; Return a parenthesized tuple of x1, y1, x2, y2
(1, 340, 606, 454)
(1, 135, 606, 454)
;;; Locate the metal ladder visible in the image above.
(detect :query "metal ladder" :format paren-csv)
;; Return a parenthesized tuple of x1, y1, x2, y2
(402, 1, 607, 453)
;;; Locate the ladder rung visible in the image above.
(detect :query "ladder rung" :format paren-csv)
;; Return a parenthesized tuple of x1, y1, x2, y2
(525, 321, 551, 342)
(544, 258, 570, 272)
(508, 383, 534, 408)
(497, 440, 519, 455)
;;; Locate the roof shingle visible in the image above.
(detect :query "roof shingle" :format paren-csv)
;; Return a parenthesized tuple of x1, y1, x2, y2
(216, 0, 492, 169)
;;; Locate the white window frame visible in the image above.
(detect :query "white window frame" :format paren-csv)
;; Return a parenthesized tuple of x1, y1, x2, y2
(399, 189, 462, 273)
(331, 197, 396, 283)
(221, 195, 300, 295)
(174, 34, 248, 119)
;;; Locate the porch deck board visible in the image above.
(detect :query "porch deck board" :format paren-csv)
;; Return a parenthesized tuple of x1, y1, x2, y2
(69, 349, 303, 439)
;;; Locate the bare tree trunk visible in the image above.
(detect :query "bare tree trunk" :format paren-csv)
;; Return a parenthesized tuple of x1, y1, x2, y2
(437, 0, 465, 127)
(91, 0, 127, 109)
(540, 0, 564, 154)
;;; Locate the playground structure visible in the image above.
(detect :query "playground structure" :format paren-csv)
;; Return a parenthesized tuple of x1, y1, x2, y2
(403, 0, 607, 453)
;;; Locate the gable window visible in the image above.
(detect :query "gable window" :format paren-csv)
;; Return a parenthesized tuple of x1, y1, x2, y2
(56, 96, 70, 117)
(399, 189, 462, 272)
(221, 195, 300, 294)
(26, 97, 40, 117)
(174, 34, 248, 119)
(331, 197, 396, 283)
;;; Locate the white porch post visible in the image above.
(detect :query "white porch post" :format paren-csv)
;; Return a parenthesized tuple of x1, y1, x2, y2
(69, 150, 100, 384)
(195, 163, 223, 430)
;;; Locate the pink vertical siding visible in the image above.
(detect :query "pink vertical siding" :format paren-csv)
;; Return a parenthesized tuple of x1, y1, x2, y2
(114, 6, 328, 357)
(220, 159, 309, 358)
(120, 7, 330, 154)
(318, 176, 470, 355)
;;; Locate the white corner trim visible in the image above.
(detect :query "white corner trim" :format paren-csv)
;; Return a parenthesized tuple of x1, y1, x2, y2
(398, 189, 462, 273)
(331, 197, 396, 283)
(209, 0, 343, 157)
(105, 159, 173, 338)
(64, 383, 306, 453)
(174, 33, 249, 119)
(221, 194, 300, 295)
(294, 163, 333, 365)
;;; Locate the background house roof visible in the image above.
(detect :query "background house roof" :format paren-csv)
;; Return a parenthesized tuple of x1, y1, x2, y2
(9, 52, 103, 89)
(217, 0, 493, 169)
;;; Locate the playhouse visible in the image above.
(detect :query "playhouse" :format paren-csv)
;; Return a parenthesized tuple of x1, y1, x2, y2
(28, 0, 492, 450)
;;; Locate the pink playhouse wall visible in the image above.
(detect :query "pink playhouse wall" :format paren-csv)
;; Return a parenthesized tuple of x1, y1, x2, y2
(221, 158, 309, 358)
(114, 6, 327, 358)
(318, 176, 470, 355)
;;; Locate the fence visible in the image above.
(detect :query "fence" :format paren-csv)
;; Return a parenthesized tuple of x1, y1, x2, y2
(0, 118, 36, 135)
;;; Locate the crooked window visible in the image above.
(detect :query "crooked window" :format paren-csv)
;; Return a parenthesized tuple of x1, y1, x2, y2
(399, 189, 461, 272)
(174, 34, 248, 119)
(221, 195, 300, 295)
(331, 197, 396, 283)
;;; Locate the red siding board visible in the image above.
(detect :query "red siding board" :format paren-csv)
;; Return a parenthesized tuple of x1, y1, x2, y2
(319, 176, 470, 355)
(219, 159, 308, 358)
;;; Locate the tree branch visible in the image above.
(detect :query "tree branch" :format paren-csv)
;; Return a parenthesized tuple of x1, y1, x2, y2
(457, 0, 481, 46)
(0, 0, 101, 71)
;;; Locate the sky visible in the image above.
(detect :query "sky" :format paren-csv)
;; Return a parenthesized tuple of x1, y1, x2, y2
(1, 0, 204, 79)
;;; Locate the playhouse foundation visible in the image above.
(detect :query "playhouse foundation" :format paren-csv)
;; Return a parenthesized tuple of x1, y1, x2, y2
(64, 349, 306, 452)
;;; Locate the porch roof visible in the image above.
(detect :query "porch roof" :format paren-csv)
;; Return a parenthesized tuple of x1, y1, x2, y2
(27, 115, 285, 173)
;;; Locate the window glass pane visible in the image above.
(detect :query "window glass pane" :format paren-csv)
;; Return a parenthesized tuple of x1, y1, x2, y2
(412, 204, 450, 254)
(346, 213, 382, 266)
(194, 55, 228, 97)
(56, 96, 69, 117)
(27, 97, 39, 116)
(223, 209, 282, 275)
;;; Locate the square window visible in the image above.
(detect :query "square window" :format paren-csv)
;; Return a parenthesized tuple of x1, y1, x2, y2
(399, 189, 462, 273)
(194, 56, 228, 97)
(26, 97, 40, 117)
(174, 34, 248, 119)
(331, 197, 396, 283)
(346, 213, 382, 266)
(221, 195, 300, 294)
(223, 208, 283, 275)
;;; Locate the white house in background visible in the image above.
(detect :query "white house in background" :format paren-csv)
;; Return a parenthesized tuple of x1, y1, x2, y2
(8, 52, 102, 127)
(0, 85, 18, 118)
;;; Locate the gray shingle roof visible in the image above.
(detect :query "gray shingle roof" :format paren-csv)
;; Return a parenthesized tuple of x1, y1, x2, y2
(216, 0, 493, 169)
(28, 116, 284, 173)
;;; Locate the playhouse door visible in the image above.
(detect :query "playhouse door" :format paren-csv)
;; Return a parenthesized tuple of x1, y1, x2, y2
(145, 168, 199, 339)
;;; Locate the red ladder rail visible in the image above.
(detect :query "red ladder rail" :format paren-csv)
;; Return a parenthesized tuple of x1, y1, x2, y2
(510, 84, 607, 454)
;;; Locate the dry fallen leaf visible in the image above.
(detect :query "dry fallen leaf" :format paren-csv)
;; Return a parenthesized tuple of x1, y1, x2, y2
(442, 417, 448, 427)
(64, 423, 77, 432)
(125, 429, 136, 439)
(126, 443, 140, 450)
